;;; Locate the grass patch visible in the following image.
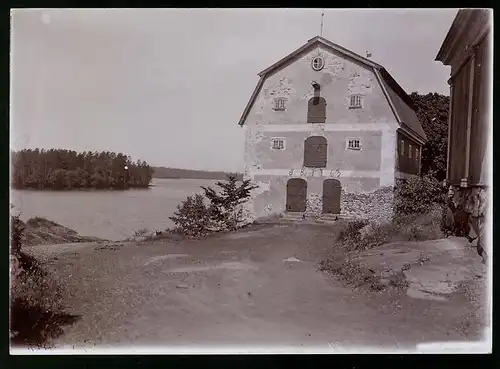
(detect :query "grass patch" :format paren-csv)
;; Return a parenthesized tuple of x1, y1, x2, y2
(320, 210, 444, 292)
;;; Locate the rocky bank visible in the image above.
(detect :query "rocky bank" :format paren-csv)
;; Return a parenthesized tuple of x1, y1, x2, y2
(20, 217, 106, 247)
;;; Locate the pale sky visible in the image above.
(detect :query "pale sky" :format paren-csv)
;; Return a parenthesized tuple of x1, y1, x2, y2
(10, 8, 457, 172)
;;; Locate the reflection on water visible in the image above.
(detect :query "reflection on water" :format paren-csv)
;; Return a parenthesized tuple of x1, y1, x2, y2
(11, 178, 219, 241)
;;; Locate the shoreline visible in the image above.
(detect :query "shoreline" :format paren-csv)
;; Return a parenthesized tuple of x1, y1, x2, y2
(11, 186, 152, 192)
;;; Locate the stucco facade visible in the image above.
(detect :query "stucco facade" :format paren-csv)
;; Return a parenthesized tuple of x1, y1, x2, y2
(239, 37, 426, 222)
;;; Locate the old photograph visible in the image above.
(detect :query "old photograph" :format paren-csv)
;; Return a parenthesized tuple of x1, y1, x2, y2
(9, 8, 492, 354)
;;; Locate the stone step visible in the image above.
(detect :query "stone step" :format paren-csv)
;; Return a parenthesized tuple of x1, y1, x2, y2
(319, 213, 356, 222)
(320, 213, 341, 219)
(282, 212, 305, 221)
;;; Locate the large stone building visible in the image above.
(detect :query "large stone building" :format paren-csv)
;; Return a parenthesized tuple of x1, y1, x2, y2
(239, 36, 427, 222)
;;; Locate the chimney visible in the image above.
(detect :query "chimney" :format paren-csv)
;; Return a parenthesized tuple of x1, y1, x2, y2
(366, 51, 372, 58)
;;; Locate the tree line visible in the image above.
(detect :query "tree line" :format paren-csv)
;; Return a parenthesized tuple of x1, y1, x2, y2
(409, 92, 450, 181)
(152, 166, 243, 181)
(11, 149, 153, 190)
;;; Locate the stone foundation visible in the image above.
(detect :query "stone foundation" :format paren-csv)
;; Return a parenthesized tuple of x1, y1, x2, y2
(448, 185, 488, 218)
(305, 192, 322, 217)
(295, 186, 395, 222)
(341, 186, 394, 223)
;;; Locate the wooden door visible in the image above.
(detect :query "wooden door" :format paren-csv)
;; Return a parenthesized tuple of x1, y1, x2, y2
(303, 136, 327, 168)
(286, 178, 307, 212)
(322, 179, 341, 214)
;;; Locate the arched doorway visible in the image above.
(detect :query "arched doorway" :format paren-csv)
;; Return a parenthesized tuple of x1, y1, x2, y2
(286, 178, 307, 212)
(322, 179, 341, 214)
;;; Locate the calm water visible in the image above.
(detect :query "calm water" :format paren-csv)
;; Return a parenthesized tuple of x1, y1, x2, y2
(11, 178, 219, 241)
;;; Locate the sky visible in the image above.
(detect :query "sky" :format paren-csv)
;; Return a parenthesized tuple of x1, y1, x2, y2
(10, 8, 458, 172)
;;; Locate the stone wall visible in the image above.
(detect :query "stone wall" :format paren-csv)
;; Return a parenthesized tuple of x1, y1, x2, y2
(341, 186, 394, 223)
(305, 192, 322, 217)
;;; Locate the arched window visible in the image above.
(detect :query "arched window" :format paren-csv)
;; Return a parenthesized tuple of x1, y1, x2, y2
(304, 136, 327, 168)
(307, 97, 326, 123)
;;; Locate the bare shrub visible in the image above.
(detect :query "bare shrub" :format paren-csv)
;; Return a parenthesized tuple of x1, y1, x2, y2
(133, 228, 150, 237)
(319, 257, 385, 292)
(388, 270, 410, 290)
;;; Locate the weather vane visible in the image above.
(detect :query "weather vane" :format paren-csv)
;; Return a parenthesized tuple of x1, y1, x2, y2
(320, 9, 325, 37)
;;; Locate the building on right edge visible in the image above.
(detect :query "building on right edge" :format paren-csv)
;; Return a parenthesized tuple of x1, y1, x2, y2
(435, 9, 492, 262)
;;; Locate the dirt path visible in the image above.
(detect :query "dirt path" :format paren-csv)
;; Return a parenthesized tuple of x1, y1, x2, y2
(23, 223, 486, 351)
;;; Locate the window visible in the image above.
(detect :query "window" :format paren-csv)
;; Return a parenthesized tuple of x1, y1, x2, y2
(409, 144, 412, 159)
(400, 140, 405, 155)
(273, 97, 286, 111)
(303, 136, 327, 168)
(307, 97, 327, 123)
(271, 137, 285, 150)
(311, 56, 325, 71)
(346, 138, 362, 150)
(349, 95, 362, 109)
(415, 148, 419, 162)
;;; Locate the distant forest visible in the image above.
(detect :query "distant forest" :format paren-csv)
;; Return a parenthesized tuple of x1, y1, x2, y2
(152, 166, 243, 181)
(11, 149, 153, 190)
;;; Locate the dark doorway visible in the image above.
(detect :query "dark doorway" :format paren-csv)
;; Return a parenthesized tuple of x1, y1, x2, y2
(322, 179, 341, 214)
(286, 178, 307, 212)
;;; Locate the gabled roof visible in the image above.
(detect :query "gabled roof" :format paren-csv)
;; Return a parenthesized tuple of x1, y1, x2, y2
(238, 36, 427, 144)
(435, 9, 491, 65)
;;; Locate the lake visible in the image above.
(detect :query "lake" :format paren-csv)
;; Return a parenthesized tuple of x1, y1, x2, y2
(10, 178, 220, 241)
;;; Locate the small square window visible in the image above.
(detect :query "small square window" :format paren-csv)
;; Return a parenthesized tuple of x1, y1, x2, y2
(346, 138, 362, 150)
(273, 97, 286, 111)
(409, 144, 412, 159)
(271, 137, 285, 150)
(349, 95, 362, 109)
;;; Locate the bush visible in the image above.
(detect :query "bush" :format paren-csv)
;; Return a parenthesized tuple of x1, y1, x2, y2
(169, 193, 214, 238)
(394, 172, 446, 217)
(170, 175, 257, 237)
(11, 213, 25, 255)
(201, 174, 257, 231)
(10, 208, 77, 347)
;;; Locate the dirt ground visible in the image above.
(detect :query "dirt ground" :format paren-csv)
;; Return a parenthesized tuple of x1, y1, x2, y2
(20, 223, 489, 352)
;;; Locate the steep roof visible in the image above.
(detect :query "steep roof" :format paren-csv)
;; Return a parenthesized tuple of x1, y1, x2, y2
(238, 36, 427, 144)
(435, 9, 491, 66)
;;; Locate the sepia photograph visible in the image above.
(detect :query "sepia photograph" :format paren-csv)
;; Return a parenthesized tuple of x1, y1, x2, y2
(9, 8, 492, 354)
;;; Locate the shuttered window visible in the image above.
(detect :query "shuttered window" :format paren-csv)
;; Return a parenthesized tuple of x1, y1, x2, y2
(303, 136, 327, 168)
(307, 97, 327, 123)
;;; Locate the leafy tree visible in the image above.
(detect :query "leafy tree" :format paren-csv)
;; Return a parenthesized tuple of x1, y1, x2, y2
(409, 92, 450, 181)
(394, 171, 446, 216)
(170, 174, 257, 236)
(201, 174, 258, 231)
(169, 194, 213, 237)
